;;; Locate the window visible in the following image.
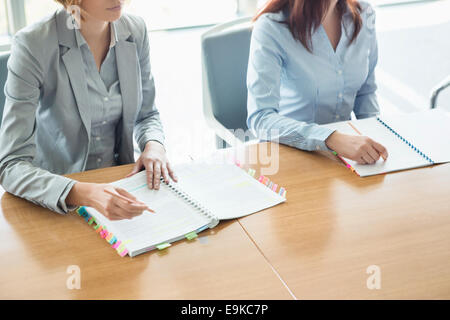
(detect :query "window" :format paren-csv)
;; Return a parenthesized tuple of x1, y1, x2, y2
(0, 0, 8, 36)
(24, 0, 59, 26)
(124, 0, 237, 31)
(18, 0, 240, 31)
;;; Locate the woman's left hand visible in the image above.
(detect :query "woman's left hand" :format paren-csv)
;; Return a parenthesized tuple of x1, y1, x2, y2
(126, 141, 178, 190)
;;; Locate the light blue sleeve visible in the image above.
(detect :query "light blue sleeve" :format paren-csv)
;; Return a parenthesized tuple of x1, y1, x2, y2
(246, 16, 335, 152)
(353, 6, 380, 119)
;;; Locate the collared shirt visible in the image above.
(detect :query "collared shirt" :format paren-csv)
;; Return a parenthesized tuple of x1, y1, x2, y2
(75, 23, 123, 170)
(247, 1, 379, 151)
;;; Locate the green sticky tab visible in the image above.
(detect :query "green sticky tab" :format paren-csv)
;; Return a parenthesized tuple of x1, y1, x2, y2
(332, 151, 338, 156)
(156, 243, 171, 250)
(185, 232, 198, 240)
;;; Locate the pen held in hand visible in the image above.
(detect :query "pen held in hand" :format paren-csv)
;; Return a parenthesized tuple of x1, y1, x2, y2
(104, 189, 156, 214)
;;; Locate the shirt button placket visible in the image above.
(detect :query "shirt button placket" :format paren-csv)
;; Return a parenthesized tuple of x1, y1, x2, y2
(336, 62, 344, 119)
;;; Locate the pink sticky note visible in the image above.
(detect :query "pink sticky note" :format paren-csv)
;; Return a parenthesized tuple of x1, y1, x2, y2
(112, 240, 121, 249)
(119, 249, 128, 257)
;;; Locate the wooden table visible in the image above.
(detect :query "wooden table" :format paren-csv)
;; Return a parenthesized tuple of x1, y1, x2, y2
(0, 163, 292, 299)
(1, 142, 449, 299)
(235, 143, 450, 299)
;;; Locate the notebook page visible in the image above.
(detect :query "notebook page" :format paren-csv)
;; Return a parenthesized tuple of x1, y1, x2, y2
(84, 171, 211, 256)
(172, 162, 286, 220)
(322, 118, 428, 177)
(379, 109, 450, 164)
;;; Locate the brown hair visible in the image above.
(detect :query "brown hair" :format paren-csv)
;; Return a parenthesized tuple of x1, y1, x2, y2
(54, 0, 80, 7)
(254, 0, 362, 52)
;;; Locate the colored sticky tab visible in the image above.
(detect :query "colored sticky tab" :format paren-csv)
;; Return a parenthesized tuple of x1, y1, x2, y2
(272, 183, 278, 192)
(100, 230, 108, 239)
(117, 243, 126, 252)
(109, 236, 117, 245)
(87, 217, 95, 225)
(96, 226, 103, 233)
(112, 240, 121, 249)
(268, 182, 273, 189)
(258, 175, 264, 183)
(156, 243, 171, 250)
(77, 207, 87, 216)
(248, 168, 256, 177)
(119, 249, 128, 257)
(332, 151, 338, 156)
(185, 232, 198, 240)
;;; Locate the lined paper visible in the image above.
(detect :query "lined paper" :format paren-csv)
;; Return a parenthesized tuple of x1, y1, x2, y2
(379, 109, 450, 164)
(85, 172, 210, 256)
(173, 162, 286, 220)
(83, 162, 286, 256)
(321, 110, 450, 177)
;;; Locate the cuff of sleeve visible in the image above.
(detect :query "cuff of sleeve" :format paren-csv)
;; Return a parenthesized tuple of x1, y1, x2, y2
(355, 113, 378, 120)
(138, 133, 165, 152)
(56, 179, 78, 214)
(310, 126, 336, 152)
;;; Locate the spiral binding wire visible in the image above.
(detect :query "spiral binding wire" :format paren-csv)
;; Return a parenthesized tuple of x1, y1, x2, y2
(163, 178, 219, 227)
(376, 117, 434, 164)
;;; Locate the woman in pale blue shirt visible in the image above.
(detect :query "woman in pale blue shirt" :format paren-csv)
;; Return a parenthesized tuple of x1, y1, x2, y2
(0, 0, 177, 220)
(247, 0, 388, 164)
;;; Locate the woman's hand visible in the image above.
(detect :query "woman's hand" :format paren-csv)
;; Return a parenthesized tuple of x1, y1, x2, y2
(67, 182, 150, 221)
(325, 131, 389, 164)
(126, 141, 178, 190)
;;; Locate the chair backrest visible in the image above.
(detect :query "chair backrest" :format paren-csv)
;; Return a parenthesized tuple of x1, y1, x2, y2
(0, 52, 10, 126)
(201, 18, 253, 139)
(430, 75, 450, 109)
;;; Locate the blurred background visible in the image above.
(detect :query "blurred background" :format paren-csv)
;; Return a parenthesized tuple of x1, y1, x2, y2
(1, 0, 449, 162)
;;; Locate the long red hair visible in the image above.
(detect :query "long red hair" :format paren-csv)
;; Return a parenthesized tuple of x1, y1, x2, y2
(254, 0, 362, 52)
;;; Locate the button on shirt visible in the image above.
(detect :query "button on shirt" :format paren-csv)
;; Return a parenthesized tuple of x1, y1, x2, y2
(247, 2, 379, 151)
(75, 24, 123, 170)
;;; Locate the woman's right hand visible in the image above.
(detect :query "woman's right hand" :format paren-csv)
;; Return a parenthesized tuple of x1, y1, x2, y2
(325, 131, 389, 164)
(66, 182, 149, 221)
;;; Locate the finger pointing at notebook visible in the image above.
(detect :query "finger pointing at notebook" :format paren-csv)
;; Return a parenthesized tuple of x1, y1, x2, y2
(126, 141, 178, 190)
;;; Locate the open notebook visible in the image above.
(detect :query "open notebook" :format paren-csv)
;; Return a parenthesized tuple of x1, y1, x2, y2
(321, 109, 450, 177)
(76, 162, 286, 257)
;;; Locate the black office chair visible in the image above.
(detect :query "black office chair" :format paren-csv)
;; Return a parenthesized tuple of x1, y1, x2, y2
(0, 51, 10, 126)
(430, 75, 450, 109)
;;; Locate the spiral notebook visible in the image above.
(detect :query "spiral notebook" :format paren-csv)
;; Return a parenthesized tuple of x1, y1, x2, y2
(76, 162, 286, 257)
(321, 109, 450, 177)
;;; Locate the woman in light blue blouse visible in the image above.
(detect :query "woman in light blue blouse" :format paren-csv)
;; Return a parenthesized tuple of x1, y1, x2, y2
(0, 0, 177, 220)
(247, 0, 389, 164)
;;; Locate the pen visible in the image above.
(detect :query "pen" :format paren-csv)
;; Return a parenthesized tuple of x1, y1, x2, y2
(104, 189, 156, 213)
